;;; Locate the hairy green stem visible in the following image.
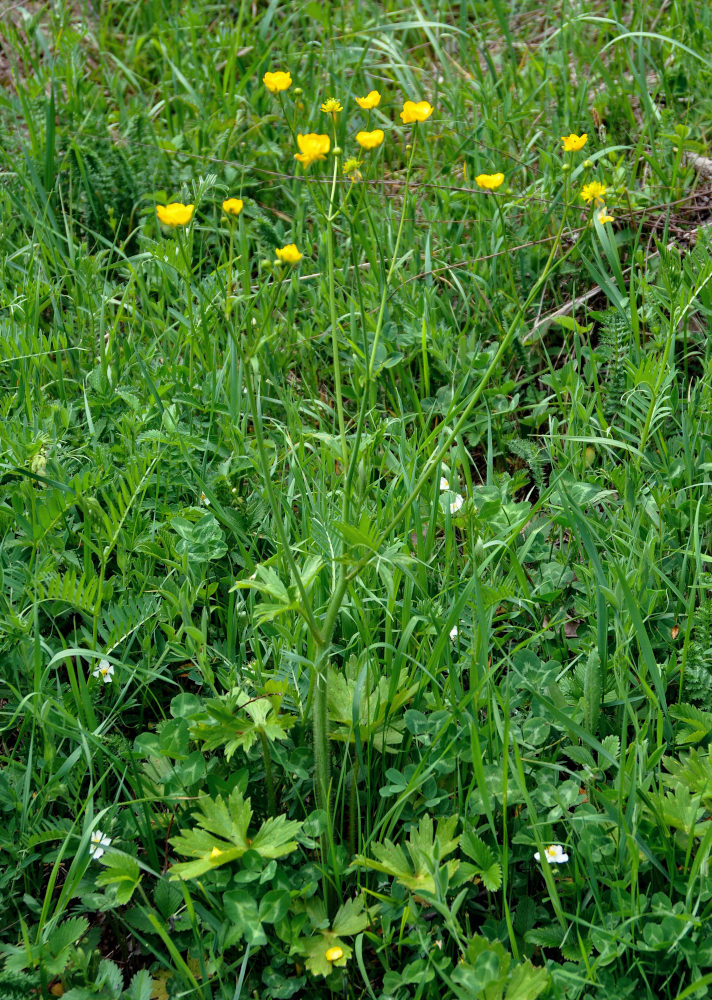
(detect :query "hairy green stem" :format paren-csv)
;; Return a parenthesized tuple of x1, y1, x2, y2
(367, 131, 418, 378)
(326, 150, 348, 469)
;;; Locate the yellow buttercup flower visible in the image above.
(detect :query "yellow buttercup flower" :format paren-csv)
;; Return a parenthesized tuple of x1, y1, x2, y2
(325, 946, 344, 963)
(263, 70, 292, 93)
(222, 198, 244, 217)
(581, 181, 607, 204)
(597, 207, 614, 224)
(561, 132, 588, 152)
(294, 133, 330, 168)
(356, 129, 385, 150)
(275, 244, 302, 265)
(156, 202, 194, 227)
(475, 172, 504, 190)
(400, 100, 434, 124)
(356, 90, 381, 109)
(320, 97, 343, 114)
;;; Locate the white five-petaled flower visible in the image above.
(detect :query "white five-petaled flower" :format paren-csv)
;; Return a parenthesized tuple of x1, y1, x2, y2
(439, 476, 450, 490)
(449, 625, 458, 640)
(89, 829, 112, 860)
(92, 659, 114, 683)
(534, 844, 569, 864)
(200, 491, 210, 506)
(449, 493, 464, 515)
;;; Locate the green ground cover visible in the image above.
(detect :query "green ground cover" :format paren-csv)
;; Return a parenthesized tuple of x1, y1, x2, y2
(2, 1, 712, 997)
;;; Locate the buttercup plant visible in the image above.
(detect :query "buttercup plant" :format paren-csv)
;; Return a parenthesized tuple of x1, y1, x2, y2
(8, 8, 709, 994)
(229, 78, 589, 927)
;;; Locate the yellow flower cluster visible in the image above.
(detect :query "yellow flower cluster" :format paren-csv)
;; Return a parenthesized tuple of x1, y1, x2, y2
(155, 198, 245, 228)
(154, 197, 301, 266)
(261, 70, 438, 165)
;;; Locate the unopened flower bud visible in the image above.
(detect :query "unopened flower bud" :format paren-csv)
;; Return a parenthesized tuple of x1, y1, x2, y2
(583, 158, 593, 168)
(293, 87, 303, 96)
(332, 146, 342, 156)
(561, 162, 571, 172)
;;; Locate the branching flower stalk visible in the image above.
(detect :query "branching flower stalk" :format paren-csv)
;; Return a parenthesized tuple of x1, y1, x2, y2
(239, 114, 576, 921)
(175, 227, 197, 385)
(367, 132, 418, 380)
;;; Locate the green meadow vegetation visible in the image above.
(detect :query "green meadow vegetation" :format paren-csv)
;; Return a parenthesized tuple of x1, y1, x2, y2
(3, 0, 712, 997)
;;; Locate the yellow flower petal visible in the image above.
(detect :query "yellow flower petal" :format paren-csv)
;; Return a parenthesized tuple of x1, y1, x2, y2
(222, 198, 244, 217)
(325, 946, 344, 963)
(561, 132, 588, 152)
(275, 244, 302, 265)
(475, 172, 504, 190)
(263, 70, 292, 93)
(294, 132, 330, 168)
(400, 100, 434, 124)
(156, 202, 194, 227)
(355, 129, 385, 150)
(597, 208, 614, 224)
(355, 90, 381, 109)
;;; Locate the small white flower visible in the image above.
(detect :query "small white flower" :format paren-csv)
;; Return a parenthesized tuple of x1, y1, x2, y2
(200, 491, 210, 506)
(91, 659, 114, 684)
(89, 829, 112, 860)
(534, 844, 569, 864)
(449, 625, 458, 641)
(439, 476, 449, 491)
(449, 493, 464, 515)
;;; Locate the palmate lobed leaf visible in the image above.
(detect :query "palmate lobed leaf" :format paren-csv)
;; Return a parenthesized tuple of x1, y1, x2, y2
(353, 815, 460, 894)
(327, 663, 418, 750)
(300, 934, 352, 978)
(293, 896, 368, 977)
(189, 687, 294, 758)
(169, 788, 302, 880)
